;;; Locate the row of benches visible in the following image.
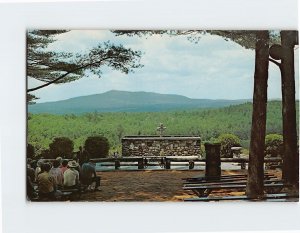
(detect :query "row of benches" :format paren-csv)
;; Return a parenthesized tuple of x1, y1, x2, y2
(184, 193, 298, 202)
(182, 173, 299, 202)
(31, 184, 95, 202)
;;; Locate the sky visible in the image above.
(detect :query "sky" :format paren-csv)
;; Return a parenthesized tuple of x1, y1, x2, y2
(28, 30, 299, 103)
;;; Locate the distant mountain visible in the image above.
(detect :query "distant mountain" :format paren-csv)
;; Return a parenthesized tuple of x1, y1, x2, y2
(28, 90, 250, 114)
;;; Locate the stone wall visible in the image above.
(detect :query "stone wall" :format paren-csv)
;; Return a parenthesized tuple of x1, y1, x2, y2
(121, 136, 201, 157)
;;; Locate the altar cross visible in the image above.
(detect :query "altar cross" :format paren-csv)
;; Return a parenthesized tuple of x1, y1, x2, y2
(156, 123, 166, 137)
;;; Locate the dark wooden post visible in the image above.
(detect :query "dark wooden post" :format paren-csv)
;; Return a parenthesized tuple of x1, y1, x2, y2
(189, 161, 195, 169)
(115, 160, 120, 170)
(246, 31, 269, 198)
(205, 143, 221, 179)
(280, 30, 299, 187)
(143, 158, 148, 168)
(165, 159, 171, 169)
(241, 162, 246, 170)
(138, 158, 144, 169)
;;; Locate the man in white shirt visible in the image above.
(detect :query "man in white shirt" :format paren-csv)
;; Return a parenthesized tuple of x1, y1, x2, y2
(64, 160, 79, 189)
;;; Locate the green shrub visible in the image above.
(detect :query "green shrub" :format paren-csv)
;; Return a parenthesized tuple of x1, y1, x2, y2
(84, 136, 110, 158)
(39, 149, 51, 159)
(265, 134, 283, 157)
(27, 143, 35, 159)
(215, 133, 241, 158)
(49, 137, 74, 159)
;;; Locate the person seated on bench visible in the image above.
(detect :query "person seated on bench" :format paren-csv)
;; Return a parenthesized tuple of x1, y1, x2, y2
(37, 162, 61, 200)
(27, 159, 36, 184)
(56, 156, 63, 167)
(49, 159, 64, 189)
(80, 158, 101, 191)
(35, 159, 44, 182)
(27, 160, 38, 200)
(27, 175, 38, 200)
(60, 159, 68, 174)
(63, 160, 80, 190)
(77, 146, 90, 166)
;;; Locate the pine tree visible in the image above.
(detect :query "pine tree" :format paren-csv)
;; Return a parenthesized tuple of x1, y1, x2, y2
(27, 30, 143, 102)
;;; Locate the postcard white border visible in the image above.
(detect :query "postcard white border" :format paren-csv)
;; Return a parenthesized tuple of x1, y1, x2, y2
(0, 1, 299, 233)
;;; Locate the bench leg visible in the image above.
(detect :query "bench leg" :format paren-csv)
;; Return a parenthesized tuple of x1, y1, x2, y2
(265, 186, 283, 194)
(192, 189, 211, 197)
(241, 162, 246, 169)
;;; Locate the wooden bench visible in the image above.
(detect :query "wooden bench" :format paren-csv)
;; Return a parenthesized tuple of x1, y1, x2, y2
(183, 176, 277, 185)
(183, 173, 276, 184)
(60, 185, 90, 200)
(58, 191, 74, 201)
(183, 182, 288, 197)
(184, 179, 283, 187)
(32, 185, 88, 201)
(31, 191, 73, 202)
(183, 172, 273, 180)
(183, 175, 245, 182)
(184, 193, 299, 202)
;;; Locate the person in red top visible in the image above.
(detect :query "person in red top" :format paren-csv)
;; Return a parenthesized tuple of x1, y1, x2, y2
(60, 160, 68, 174)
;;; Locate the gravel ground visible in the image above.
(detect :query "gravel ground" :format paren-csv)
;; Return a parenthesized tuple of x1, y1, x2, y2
(78, 169, 257, 202)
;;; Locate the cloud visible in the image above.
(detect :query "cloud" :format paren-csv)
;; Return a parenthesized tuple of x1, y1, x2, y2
(29, 30, 299, 103)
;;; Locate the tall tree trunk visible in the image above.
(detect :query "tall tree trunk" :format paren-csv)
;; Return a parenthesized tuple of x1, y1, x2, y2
(280, 30, 299, 188)
(246, 31, 269, 198)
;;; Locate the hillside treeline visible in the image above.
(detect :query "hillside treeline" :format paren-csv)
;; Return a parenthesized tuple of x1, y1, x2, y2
(27, 101, 299, 155)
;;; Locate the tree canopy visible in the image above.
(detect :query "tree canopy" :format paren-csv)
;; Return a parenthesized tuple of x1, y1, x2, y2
(84, 136, 110, 158)
(113, 30, 280, 50)
(49, 137, 74, 159)
(27, 143, 35, 159)
(265, 133, 283, 157)
(27, 30, 281, 104)
(27, 30, 143, 102)
(215, 133, 241, 158)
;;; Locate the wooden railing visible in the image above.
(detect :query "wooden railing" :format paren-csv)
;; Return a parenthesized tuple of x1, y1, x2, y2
(89, 156, 282, 170)
(42, 156, 282, 170)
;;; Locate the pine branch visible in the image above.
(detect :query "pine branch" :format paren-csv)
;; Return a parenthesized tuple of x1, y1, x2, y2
(27, 55, 121, 92)
(269, 58, 281, 67)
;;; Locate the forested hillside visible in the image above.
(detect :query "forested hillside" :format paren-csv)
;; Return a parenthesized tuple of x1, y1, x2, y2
(28, 101, 299, 155)
(28, 90, 249, 114)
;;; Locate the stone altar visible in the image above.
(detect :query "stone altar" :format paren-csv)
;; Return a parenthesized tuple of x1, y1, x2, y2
(121, 135, 201, 157)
